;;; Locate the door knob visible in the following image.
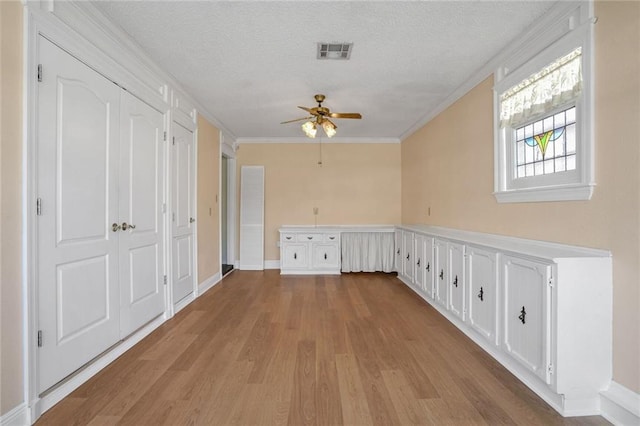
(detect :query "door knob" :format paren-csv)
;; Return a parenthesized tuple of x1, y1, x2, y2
(121, 222, 128, 231)
(190, 217, 195, 223)
(112, 223, 121, 232)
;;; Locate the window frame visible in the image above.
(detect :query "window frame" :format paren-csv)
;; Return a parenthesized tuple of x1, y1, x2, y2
(493, 4, 595, 203)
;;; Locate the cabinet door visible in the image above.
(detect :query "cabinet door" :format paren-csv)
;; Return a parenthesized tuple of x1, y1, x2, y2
(466, 246, 498, 345)
(448, 242, 465, 320)
(311, 243, 340, 269)
(501, 255, 551, 384)
(402, 231, 415, 282)
(414, 234, 425, 291)
(394, 230, 402, 273)
(281, 243, 308, 269)
(434, 239, 448, 308)
(423, 236, 434, 299)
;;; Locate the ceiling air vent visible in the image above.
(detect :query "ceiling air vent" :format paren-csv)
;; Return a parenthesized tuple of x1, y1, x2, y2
(317, 43, 353, 60)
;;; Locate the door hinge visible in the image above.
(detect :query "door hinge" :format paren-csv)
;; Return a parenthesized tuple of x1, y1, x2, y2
(37, 330, 43, 347)
(548, 276, 554, 287)
(37, 64, 43, 82)
(163, 275, 167, 285)
(163, 131, 167, 141)
(548, 363, 554, 375)
(36, 198, 42, 216)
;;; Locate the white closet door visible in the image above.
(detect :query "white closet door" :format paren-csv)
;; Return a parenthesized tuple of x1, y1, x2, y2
(37, 37, 121, 392)
(119, 91, 166, 336)
(239, 166, 264, 270)
(171, 123, 196, 304)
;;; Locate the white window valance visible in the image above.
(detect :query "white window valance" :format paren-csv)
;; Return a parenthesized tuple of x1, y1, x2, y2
(500, 47, 582, 128)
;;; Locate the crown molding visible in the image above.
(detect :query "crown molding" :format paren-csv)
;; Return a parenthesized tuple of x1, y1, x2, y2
(236, 137, 400, 144)
(399, 1, 588, 142)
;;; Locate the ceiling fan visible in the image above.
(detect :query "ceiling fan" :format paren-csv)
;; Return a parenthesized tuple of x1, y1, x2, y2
(281, 94, 362, 138)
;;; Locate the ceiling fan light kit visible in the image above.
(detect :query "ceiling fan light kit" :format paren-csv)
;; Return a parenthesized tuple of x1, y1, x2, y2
(282, 94, 362, 139)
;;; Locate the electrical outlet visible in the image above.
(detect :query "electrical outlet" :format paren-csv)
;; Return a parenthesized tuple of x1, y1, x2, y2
(313, 207, 319, 215)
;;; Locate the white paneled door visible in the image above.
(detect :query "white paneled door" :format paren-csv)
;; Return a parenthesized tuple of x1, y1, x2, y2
(171, 123, 196, 304)
(118, 91, 166, 337)
(37, 37, 121, 392)
(37, 37, 168, 392)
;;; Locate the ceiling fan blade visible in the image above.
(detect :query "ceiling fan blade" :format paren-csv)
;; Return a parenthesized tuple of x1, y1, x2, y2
(329, 112, 362, 119)
(280, 116, 313, 124)
(298, 106, 316, 114)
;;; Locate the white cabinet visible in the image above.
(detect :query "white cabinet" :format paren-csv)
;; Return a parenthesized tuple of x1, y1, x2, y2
(394, 224, 612, 417)
(422, 236, 434, 299)
(466, 246, 498, 345)
(279, 230, 340, 274)
(394, 229, 402, 273)
(448, 242, 465, 320)
(312, 243, 340, 270)
(402, 230, 415, 283)
(434, 239, 448, 308)
(501, 255, 551, 384)
(281, 243, 309, 270)
(414, 233, 425, 292)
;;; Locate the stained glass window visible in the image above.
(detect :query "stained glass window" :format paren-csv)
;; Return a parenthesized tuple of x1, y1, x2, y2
(514, 106, 576, 179)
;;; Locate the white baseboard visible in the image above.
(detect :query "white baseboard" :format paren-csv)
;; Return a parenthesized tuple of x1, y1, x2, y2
(601, 381, 640, 426)
(198, 272, 221, 295)
(264, 260, 280, 270)
(35, 314, 166, 420)
(0, 403, 29, 426)
(173, 292, 196, 314)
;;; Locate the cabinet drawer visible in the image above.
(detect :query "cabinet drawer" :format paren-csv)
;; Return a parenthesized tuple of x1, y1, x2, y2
(297, 233, 321, 242)
(323, 233, 339, 243)
(281, 233, 296, 242)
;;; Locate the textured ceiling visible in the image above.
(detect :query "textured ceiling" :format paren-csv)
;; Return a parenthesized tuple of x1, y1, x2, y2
(92, 1, 557, 141)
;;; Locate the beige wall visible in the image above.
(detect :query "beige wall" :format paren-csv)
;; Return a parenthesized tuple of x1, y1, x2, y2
(197, 115, 221, 283)
(236, 143, 401, 260)
(401, 1, 640, 393)
(1, 0, 24, 416)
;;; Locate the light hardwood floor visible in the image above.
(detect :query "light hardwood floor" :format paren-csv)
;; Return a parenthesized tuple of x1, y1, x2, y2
(36, 271, 610, 425)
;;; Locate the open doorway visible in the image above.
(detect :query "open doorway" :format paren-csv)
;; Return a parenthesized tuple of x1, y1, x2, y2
(221, 154, 235, 276)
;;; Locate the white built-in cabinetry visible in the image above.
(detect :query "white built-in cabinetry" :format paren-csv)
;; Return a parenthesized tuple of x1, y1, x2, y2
(279, 229, 341, 274)
(396, 225, 612, 417)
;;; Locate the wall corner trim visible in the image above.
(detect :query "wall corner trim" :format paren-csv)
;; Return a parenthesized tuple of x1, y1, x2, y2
(0, 403, 30, 426)
(600, 381, 640, 426)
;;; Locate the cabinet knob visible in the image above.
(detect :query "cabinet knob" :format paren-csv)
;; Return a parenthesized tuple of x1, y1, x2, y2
(478, 286, 484, 301)
(190, 217, 195, 223)
(519, 306, 526, 324)
(112, 223, 121, 232)
(397, 249, 400, 255)
(426, 262, 430, 272)
(439, 269, 444, 280)
(453, 275, 458, 288)
(294, 253, 297, 260)
(286, 236, 292, 240)
(417, 258, 420, 267)
(329, 236, 335, 240)
(307, 236, 313, 240)
(406, 253, 410, 260)
(324, 253, 327, 260)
